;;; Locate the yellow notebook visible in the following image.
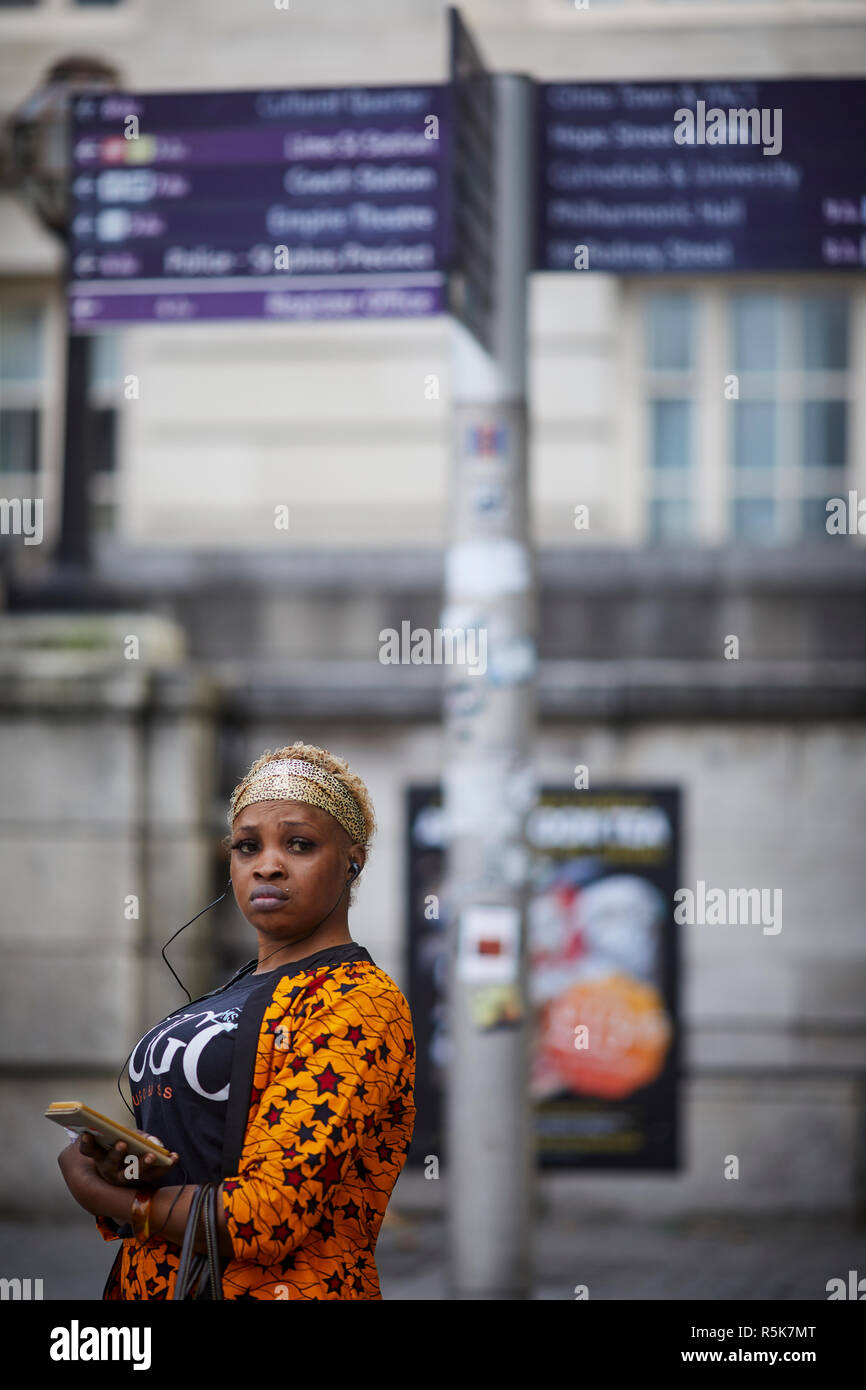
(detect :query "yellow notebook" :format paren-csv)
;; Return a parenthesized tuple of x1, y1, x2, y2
(45, 1102, 174, 1166)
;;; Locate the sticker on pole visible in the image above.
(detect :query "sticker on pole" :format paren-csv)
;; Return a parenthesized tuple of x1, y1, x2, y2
(457, 903, 521, 983)
(467, 982, 524, 1032)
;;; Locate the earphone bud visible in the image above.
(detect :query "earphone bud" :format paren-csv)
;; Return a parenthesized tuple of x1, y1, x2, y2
(348, 861, 361, 880)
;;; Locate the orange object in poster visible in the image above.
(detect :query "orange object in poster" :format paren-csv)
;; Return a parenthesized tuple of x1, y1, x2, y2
(540, 971, 672, 1100)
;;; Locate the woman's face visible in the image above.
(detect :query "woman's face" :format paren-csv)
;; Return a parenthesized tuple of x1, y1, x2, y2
(230, 799, 363, 942)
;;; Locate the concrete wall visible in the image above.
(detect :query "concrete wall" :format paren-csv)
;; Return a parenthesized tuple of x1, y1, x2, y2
(2, 614, 863, 1217)
(0, 615, 219, 1217)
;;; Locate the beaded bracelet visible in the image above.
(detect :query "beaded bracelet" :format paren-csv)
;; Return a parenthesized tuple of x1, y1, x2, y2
(130, 1188, 154, 1242)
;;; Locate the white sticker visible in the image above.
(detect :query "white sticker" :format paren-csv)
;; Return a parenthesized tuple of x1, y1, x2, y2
(487, 634, 537, 687)
(445, 538, 531, 600)
(457, 904, 521, 984)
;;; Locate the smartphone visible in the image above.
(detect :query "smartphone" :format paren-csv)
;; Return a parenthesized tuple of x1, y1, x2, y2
(45, 1102, 175, 1167)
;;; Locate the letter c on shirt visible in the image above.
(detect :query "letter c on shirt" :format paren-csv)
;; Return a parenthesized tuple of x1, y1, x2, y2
(182, 1021, 235, 1101)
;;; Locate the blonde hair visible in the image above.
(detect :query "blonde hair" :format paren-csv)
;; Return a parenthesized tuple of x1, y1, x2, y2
(222, 741, 375, 903)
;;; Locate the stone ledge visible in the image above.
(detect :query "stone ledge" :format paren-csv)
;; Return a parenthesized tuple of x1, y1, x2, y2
(8, 543, 866, 599)
(213, 657, 866, 721)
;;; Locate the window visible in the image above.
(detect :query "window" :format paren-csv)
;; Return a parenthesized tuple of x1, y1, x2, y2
(0, 301, 122, 539)
(86, 331, 123, 535)
(728, 292, 849, 544)
(640, 289, 853, 545)
(645, 294, 696, 543)
(0, 303, 44, 474)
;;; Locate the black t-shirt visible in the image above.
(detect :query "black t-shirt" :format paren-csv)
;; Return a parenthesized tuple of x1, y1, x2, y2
(129, 964, 265, 1187)
(127, 943, 371, 1188)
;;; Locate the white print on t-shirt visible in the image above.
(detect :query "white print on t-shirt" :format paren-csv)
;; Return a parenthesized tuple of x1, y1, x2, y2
(129, 1008, 240, 1102)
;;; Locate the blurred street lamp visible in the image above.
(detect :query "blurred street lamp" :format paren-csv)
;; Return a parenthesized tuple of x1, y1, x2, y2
(1, 56, 121, 574)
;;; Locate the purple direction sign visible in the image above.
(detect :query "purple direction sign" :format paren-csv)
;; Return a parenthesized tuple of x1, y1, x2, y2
(536, 78, 866, 274)
(68, 85, 453, 328)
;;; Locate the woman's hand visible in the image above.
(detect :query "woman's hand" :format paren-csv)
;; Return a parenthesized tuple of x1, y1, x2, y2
(78, 1130, 179, 1187)
(57, 1135, 106, 1215)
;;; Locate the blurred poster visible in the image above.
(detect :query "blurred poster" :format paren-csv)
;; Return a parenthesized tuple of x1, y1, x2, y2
(406, 785, 680, 1169)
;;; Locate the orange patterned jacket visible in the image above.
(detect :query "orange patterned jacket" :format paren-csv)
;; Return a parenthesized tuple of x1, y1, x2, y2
(96, 943, 416, 1299)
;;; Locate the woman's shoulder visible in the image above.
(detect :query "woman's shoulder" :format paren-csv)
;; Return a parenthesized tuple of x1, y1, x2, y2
(268, 956, 412, 1021)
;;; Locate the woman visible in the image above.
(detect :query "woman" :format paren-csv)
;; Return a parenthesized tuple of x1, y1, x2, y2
(58, 741, 416, 1300)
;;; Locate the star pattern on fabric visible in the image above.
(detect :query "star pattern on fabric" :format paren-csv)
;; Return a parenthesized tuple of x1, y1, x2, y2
(315, 1062, 342, 1095)
(300, 970, 330, 1001)
(308, 1147, 345, 1193)
(100, 959, 416, 1303)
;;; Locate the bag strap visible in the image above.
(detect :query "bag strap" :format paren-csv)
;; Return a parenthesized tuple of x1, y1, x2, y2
(186, 1252, 210, 1300)
(204, 1182, 224, 1301)
(172, 1184, 209, 1301)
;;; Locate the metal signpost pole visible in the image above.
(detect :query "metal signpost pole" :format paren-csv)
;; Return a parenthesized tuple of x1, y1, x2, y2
(442, 68, 536, 1300)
